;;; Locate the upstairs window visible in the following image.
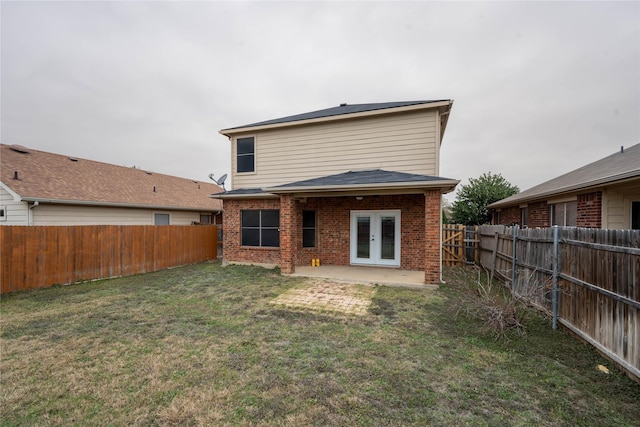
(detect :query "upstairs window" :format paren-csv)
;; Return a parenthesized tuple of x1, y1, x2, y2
(237, 137, 255, 173)
(302, 210, 316, 248)
(241, 210, 279, 247)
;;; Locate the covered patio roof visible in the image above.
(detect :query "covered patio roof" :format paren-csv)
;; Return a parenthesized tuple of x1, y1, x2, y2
(213, 169, 459, 199)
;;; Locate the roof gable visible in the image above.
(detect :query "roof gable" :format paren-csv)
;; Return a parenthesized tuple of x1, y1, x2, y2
(490, 143, 640, 208)
(0, 144, 223, 211)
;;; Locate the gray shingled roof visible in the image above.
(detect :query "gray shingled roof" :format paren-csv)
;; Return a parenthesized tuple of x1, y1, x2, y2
(268, 169, 455, 189)
(489, 143, 640, 208)
(213, 169, 459, 199)
(223, 100, 448, 131)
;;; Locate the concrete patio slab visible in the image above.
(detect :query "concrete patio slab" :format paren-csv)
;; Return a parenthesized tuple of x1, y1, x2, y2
(287, 265, 436, 289)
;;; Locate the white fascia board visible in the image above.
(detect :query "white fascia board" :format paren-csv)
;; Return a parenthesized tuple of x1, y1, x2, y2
(0, 180, 22, 201)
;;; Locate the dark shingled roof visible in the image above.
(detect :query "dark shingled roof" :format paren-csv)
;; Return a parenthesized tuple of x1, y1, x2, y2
(268, 169, 455, 189)
(224, 100, 448, 131)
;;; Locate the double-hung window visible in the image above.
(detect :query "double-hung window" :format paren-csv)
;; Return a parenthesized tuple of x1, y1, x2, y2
(237, 137, 255, 173)
(241, 210, 279, 247)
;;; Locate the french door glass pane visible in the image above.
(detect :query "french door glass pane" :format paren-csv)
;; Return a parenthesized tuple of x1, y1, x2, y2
(357, 217, 370, 258)
(380, 216, 395, 259)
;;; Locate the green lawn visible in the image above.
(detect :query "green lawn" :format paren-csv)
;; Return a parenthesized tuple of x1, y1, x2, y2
(1, 262, 638, 426)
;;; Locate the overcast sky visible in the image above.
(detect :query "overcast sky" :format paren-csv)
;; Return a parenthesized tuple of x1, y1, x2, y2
(2, 1, 638, 200)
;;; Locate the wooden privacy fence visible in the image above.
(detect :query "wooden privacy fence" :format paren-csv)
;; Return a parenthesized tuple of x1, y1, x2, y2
(478, 225, 639, 381)
(442, 224, 479, 266)
(0, 225, 218, 294)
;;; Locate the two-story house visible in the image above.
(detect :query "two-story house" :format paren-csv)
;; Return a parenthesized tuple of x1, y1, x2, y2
(214, 101, 459, 285)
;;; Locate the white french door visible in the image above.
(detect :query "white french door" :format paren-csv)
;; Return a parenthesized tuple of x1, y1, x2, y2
(350, 210, 401, 266)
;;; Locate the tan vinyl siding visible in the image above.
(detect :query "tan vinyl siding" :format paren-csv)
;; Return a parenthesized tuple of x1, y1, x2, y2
(232, 109, 440, 189)
(31, 204, 203, 226)
(602, 180, 640, 229)
(0, 186, 29, 225)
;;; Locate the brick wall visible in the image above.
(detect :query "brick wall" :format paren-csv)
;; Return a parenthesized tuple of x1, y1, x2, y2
(295, 194, 428, 270)
(222, 198, 282, 265)
(528, 201, 550, 228)
(224, 193, 442, 283)
(496, 206, 521, 225)
(577, 191, 602, 228)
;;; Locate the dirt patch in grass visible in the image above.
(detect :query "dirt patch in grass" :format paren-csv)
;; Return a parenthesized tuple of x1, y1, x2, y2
(1, 262, 638, 426)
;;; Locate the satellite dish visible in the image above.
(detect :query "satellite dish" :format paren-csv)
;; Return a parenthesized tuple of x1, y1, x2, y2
(216, 174, 227, 188)
(208, 173, 215, 181)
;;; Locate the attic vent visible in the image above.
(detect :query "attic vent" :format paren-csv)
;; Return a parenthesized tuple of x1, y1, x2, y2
(68, 157, 78, 162)
(340, 103, 347, 107)
(145, 171, 152, 175)
(9, 145, 31, 154)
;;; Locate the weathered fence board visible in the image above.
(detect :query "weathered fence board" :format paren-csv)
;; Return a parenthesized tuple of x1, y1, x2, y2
(478, 225, 640, 381)
(0, 225, 218, 294)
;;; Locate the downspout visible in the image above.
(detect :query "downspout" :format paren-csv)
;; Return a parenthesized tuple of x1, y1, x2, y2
(439, 195, 444, 284)
(28, 201, 39, 225)
(213, 210, 222, 225)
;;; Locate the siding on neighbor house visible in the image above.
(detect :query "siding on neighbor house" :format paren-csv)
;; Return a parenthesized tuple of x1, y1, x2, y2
(30, 204, 205, 226)
(231, 109, 441, 189)
(0, 186, 28, 225)
(602, 181, 640, 229)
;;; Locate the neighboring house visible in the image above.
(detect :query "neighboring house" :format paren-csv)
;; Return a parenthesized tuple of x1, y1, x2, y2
(214, 101, 459, 285)
(0, 144, 223, 225)
(488, 143, 640, 229)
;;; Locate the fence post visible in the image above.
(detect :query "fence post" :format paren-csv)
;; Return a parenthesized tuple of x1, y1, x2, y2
(511, 225, 517, 292)
(490, 231, 498, 284)
(552, 225, 559, 330)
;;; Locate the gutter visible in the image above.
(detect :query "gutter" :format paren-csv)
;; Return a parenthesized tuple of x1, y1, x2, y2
(19, 197, 222, 212)
(264, 179, 460, 194)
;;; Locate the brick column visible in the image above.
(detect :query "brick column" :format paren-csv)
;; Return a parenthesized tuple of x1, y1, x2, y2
(279, 194, 297, 274)
(424, 190, 441, 285)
